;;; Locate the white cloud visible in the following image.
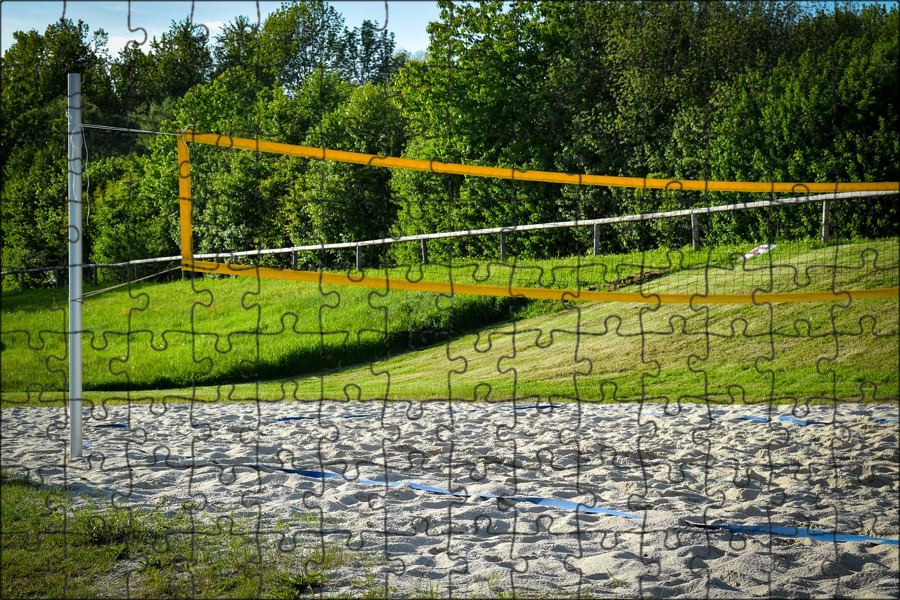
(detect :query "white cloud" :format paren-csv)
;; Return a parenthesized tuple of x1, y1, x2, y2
(107, 34, 144, 56)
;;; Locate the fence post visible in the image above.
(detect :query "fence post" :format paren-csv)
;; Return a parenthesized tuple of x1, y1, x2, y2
(500, 232, 507, 262)
(355, 245, 362, 271)
(821, 200, 830, 243)
(593, 224, 600, 256)
(691, 213, 700, 251)
(291, 251, 297, 270)
(421, 239, 428, 265)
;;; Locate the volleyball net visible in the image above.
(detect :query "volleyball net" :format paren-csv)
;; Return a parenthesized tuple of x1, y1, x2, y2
(176, 130, 899, 306)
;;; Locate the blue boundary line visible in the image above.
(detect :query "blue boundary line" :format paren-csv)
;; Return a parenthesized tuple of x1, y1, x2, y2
(92, 410, 899, 546)
(246, 462, 898, 546)
(691, 523, 899, 546)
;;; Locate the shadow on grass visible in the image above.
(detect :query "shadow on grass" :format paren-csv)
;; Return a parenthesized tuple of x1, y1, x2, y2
(83, 295, 531, 392)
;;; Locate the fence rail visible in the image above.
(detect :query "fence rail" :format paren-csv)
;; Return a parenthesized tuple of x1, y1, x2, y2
(2, 190, 896, 285)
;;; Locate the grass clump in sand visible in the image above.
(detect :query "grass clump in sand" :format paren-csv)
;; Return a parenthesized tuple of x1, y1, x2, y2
(0, 469, 356, 598)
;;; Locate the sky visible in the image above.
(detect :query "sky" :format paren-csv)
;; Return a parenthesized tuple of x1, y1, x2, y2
(0, 1, 443, 57)
(2, 1, 896, 59)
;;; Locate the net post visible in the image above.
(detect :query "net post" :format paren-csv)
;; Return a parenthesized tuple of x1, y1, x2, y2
(821, 200, 830, 243)
(67, 73, 83, 459)
(691, 213, 700, 250)
(421, 239, 428, 265)
(593, 224, 600, 256)
(177, 135, 193, 265)
(356, 245, 362, 271)
(500, 232, 507, 262)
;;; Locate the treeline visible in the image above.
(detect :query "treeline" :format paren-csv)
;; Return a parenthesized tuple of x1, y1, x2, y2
(2, 1, 897, 287)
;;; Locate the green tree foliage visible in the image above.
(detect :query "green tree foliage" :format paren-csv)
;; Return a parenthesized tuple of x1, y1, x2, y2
(213, 15, 262, 77)
(1, 19, 113, 169)
(392, 0, 579, 262)
(259, 1, 346, 90)
(1, 19, 115, 283)
(109, 17, 213, 110)
(87, 150, 179, 277)
(291, 82, 405, 266)
(342, 20, 398, 85)
(151, 18, 214, 102)
(703, 4, 899, 242)
(2, 1, 897, 292)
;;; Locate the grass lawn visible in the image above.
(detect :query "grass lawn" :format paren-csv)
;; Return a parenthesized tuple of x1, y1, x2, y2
(1, 238, 897, 406)
(0, 469, 359, 599)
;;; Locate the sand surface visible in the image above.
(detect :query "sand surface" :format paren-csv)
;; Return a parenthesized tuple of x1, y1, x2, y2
(2, 400, 898, 598)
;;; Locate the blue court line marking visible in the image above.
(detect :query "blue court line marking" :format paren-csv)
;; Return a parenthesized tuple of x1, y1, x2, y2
(274, 414, 367, 422)
(246, 462, 898, 545)
(736, 415, 895, 426)
(119, 445, 898, 547)
(247, 462, 642, 519)
(692, 523, 899, 546)
(273, 404, 558, 423)
(778, 415, 829, 426)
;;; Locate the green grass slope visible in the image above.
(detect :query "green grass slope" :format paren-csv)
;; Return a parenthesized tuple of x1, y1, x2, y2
(2, 239, 897, 405)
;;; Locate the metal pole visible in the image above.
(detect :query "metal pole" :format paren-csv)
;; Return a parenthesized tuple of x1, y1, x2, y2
(499, 232, 507, 262)
(691, 213, 700, 251)
(355, 245, 362, 271)
(420, 239, 428, 265)
(593, 223, 599, 256)
(67, 73, 83, 459)
(821, 200, 830, 243)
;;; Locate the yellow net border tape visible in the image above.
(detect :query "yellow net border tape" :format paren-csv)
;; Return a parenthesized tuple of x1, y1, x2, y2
(182, 131, 899, 194)
(183, 260, 898, 304)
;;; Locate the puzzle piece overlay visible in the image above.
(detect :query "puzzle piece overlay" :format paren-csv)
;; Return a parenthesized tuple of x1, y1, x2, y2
(1, 1, 898, 598)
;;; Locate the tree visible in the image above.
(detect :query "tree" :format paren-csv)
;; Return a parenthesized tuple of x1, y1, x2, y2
(259, 1, 346, 90)
(702, 4, 899, 242)
(1, 19, 113, 169)
(151, 17, 214, 100)
(110, 41, 159, 110)
(1, 18, 115, 284)
(291, 82, 405, 265)
(342, 20, 397, 85)
(213, 15, 263, 77)
(392, 0, 580, 262)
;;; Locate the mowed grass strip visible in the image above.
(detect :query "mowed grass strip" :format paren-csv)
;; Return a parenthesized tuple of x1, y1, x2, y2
(0, 469, 356, 599)
(1, 239, 897, 405)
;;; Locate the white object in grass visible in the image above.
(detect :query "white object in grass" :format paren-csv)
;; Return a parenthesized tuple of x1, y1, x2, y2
(738, 244, 776, 262)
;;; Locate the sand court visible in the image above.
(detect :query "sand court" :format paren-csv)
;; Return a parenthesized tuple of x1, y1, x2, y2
(2, 400, 897, 598)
